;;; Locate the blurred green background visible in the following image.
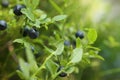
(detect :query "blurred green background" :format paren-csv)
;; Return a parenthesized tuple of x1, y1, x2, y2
(40, 0, 120, 80)
(0, 0, 120, 80)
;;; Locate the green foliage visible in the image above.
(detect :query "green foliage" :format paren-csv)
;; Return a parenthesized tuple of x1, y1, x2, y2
(52, 15, 67, 22)
(70, 38, 83, 63)
(0, 0, 105, 80)
(87, 28, 97, 44)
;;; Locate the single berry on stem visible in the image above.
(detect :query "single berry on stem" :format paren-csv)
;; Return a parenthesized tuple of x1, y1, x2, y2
(1, 0, 9, 8)
(57, 66, 67, 77)
(13, 4, 26, 16)
(64, 40, 71, 46)
(28, 28, 39, 39)
(0, 20, 7, 31)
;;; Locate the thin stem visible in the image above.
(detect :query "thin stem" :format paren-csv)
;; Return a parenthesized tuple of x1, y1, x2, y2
(52, 62, 71, 80)
(32, 53, 54, 77)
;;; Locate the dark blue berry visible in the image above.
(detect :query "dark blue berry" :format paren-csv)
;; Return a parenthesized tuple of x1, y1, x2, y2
(75, 31, 84, 39)
(23, 27, 29, 37)
(1, 0, 9, 8)
(57, 66, 67, 77)
(64, 40, 71, 46)
(28, 28, 39, 39)
(0, 20, 7, 30)
(13, 4, 26, 16)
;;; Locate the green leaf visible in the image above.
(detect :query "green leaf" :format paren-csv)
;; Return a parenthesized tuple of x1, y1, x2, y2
(32, 0, 40, 9)
(39, 14, 47, 20)
(94, 55, 104, 60)
(66, 67, 75, 74)
(87, 28, 97, 44)
(89, 50, 104, 60)
(52, 15, 67, 22)
(33, 19, 41, 28)
(21, 8, 35, 21)
(53, 40, 64, 55)
(16, 70, 24, 79)
(76, 38, 81, 48)
(46, 59, 57, 76)
(86, 45, 101, 51)
(70, 47, 83, 63)
(23, 0, 39, 10)
(23, 0, 31, 8)
(19, 58, 30, 79)
(45, 18, 52, 23)
(13, 39, 24, 44)
(24, 43, 38, 72)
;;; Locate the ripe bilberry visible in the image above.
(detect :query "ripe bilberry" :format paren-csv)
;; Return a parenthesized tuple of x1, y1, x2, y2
(13, 4, 26, 16)
(64, 40, 71, 46)
(1, 0, 9, 8)
(28, 28, 39, 39)
(22, 27, 29, 37)
(0, 20, 7, 30)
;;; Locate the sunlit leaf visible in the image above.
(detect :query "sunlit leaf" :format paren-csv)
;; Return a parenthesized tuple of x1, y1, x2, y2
(21, 8, 35, 21)
(87, 28, 97, 44)
(53, 40, 64, 55)
(52, 15, 67, 22)
(32, 0, 40, 9)
(13, 39, 24, 44)
(70, 47, 83, 63)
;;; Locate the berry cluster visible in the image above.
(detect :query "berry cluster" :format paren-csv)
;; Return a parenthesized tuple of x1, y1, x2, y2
(0, 2, 39, 39)
(22, 27, 39, 39)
